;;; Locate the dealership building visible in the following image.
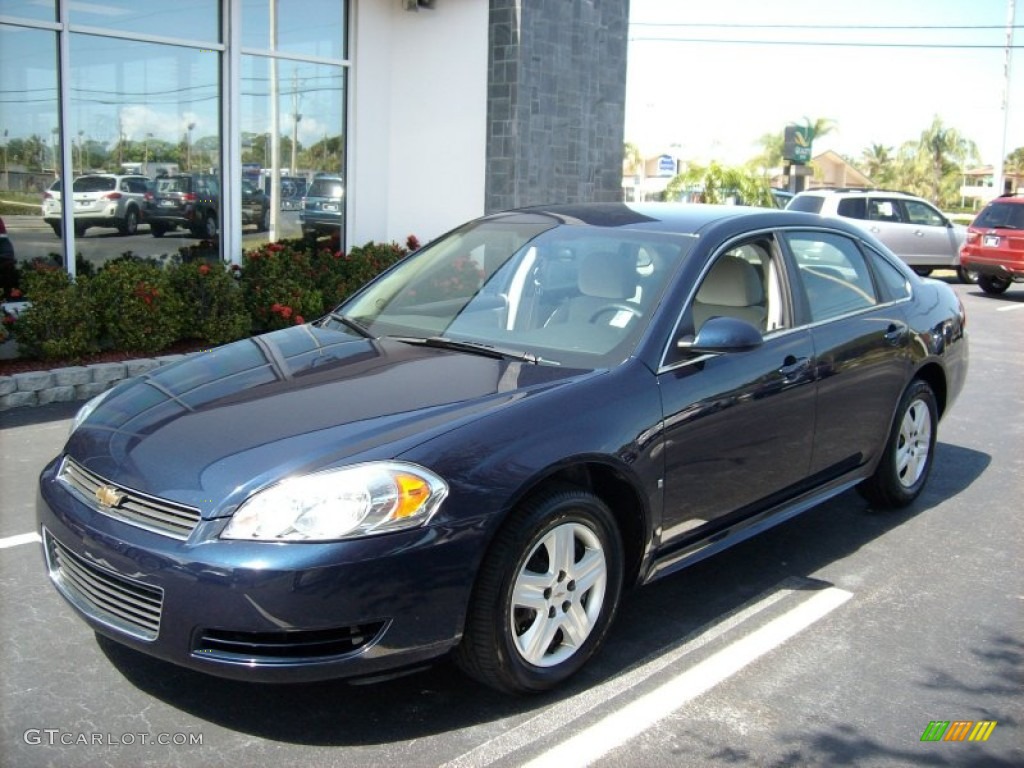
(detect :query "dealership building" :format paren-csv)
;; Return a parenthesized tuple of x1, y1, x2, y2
(0, 1, 628, 269)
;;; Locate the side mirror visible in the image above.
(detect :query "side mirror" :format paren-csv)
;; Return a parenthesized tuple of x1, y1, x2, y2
(677, 316, 763, 353)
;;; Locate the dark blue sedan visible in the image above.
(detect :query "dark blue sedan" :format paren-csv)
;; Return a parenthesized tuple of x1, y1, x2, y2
(37, 203, 968, 694)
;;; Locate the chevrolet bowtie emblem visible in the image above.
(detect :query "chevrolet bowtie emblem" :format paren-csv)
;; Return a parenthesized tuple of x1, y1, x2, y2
(95, 485, 125, 508)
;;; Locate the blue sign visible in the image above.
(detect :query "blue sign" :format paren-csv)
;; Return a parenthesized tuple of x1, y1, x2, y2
(657, 155, 677, 177)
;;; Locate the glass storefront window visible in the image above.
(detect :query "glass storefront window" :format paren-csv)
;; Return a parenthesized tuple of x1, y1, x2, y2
(241, 0, 346, 59)
(0, 24, 61, 265)
(69, 1, 219, 43)
(241, 55, 345, 241)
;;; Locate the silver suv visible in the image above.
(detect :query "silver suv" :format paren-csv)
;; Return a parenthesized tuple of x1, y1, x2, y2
(42, 173, 151, 237)
(786, 188, 973, 283)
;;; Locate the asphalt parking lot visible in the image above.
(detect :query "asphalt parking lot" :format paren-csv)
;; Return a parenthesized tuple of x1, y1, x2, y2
(1, 279, 1021, 768)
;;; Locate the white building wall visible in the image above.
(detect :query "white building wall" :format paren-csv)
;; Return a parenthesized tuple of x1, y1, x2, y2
(350, 1, 488, 246)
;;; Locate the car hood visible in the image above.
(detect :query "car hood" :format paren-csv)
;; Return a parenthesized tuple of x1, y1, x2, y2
(66, 325, 595, 516)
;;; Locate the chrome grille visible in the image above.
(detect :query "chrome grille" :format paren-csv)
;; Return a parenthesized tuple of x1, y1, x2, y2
(58, 457, 201, 540)
(43, 529, 163, 641)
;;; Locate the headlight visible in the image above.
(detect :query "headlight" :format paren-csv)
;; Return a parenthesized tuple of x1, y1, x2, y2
(221, 462, 448, 541)
(69, 388, 113, 436)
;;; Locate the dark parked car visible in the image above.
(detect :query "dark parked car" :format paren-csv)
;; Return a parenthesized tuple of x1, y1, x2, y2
(37, 203, 967, 694)
(959, 193, 1024, 295)
(145, 173, 221, 238)
(145, 175, 268, 238)
(300, 174, 343, 238)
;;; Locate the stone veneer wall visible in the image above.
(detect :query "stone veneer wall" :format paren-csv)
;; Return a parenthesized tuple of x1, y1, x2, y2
(486, 0, 629, 213)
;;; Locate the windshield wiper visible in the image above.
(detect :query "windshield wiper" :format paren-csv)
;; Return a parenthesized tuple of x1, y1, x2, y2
(390, 335, 542, 364)
(323, 312, 376, 339)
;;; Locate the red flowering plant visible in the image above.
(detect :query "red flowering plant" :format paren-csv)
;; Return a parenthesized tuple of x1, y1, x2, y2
(7, 262, 100, 360)
(240, 237, 412, 332)
(166, 259, 251, 345)
(239, 239, 325, 332)
(90, 256, 183, 354)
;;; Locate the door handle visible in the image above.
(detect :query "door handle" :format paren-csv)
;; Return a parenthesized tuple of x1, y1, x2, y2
(778, 355, 810, 380)
(884, 322, 908, 345)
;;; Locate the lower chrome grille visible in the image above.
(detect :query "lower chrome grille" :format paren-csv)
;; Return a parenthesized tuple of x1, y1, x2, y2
(57, 457, 201, 540)
(43, 529, 163, 641)
(195, 623, 386, 664)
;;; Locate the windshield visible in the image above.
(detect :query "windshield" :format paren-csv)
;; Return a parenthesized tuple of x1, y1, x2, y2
(337, 213, 694, 368)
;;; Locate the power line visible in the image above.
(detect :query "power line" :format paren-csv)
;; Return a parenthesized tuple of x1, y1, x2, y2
(630, 21, 1023, 30)
(630, 37, 1023, 49)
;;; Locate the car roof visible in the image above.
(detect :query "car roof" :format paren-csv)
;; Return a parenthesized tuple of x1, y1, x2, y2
(793, 188, 922, 200)
(487, 201, 841, 237)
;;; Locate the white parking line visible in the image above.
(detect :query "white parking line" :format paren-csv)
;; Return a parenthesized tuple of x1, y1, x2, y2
(522, 586, 852, 768)
(996, 304, 1023, 312)
(0, 532, 41, 550)
(442, 579, 843, 768)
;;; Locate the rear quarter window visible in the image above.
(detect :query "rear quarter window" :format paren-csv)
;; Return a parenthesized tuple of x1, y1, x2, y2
(837, 197, 867, 219)
(787, 196, 824, 214)
(976, 202, 1024, 229)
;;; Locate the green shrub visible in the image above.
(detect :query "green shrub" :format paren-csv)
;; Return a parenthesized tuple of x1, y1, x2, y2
(167, 260, 251, 345)
(90, 256, 182, 354)
(9, 264, 99, 360)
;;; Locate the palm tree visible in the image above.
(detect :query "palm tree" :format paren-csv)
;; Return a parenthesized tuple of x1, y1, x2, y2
(623, 141, 644, 176)
(914, 115, 979, 204)
(860, 143, 893, 186)
(665, 161, 773, 207)
(803, 116, 837, 144)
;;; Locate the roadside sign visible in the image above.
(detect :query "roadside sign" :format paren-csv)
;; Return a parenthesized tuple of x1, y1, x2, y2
(783, 125, 813, 164)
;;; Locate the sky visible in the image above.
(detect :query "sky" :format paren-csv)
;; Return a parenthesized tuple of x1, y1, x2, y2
(626, 0, 1022, 168)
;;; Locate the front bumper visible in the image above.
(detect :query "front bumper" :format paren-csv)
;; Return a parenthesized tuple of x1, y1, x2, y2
(37, 456, 479, 683)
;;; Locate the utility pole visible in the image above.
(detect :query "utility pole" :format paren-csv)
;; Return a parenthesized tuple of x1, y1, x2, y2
(994, 0, 1016, 197)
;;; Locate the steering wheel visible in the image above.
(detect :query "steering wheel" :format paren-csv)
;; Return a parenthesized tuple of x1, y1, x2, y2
(589, 303, 642, 324)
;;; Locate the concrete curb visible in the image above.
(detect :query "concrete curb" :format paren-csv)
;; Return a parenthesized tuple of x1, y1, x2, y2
(0, 354, 190, 411)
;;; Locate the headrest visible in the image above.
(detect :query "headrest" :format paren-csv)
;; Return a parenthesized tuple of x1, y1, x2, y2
(696, 255, 764, 307)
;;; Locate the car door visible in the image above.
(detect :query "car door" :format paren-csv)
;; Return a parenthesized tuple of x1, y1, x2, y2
(898, 198, 961, 267)
(657, 236, 817, 544)
(863, 196, 917, 261)
(780, 229, 912, 477)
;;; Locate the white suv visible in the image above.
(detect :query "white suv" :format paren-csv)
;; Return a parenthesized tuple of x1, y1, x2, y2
(42, 173, 151, 237)
(786, 188, 973, 283)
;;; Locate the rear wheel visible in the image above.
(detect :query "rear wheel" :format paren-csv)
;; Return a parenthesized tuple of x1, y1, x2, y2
(202, 213, 218, 239)
(956, 266, 979, 284)
(912, 267, 933, 277)
(455, 485, 624, 694)
(977, 274, 1011, 295)
(858, 379, 937, 508)
(119, 207, 139, 236)
(150, 222, 168, 238)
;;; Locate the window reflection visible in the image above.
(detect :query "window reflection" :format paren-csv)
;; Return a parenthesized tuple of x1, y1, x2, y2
(0, 24, 61, 264)
(0, 1, 54, 22)
(241, 55, 345, 242)
(69, 1, 219, 43)
(241, 0, 346, 59)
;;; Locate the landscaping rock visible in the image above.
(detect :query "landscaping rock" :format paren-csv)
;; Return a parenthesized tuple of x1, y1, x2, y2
(75, 382, 110, 400)
(0, 376, 14, 396)
(1, 391, 38, 409)
(14, 371, 54, 392)
(38, 386, 77, 405)
(88, 363, 127, 385)
(53, 366, 91, 387)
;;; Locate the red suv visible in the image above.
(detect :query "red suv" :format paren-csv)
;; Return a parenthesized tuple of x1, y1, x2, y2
(960, 194, 1024, 294)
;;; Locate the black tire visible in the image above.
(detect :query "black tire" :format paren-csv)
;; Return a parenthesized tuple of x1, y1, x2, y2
(74, 222, 86, 238)
(956, 266, 979, 284)
(454, 484, 624, 694)
(50, 223, 62, 238)
(119, 207, 139, 236)
(912, 268, 933, 277)
(202, 213, 218, 239)
(257, 207, 269, 233)
(858, 379, 937, 508)
(977, 274, 1011, 295)
(150, 223, 167, 238)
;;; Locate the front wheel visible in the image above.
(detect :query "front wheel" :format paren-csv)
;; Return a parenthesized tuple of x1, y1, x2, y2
(455, 485, 624, 694)
(956, 266, 979, 284)
(912, 267, 933, 277)
(977, 274, 1011, 295)
(858, 379, 937, 508)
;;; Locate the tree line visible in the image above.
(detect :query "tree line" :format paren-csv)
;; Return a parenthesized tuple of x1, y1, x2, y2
(629, 116, 1023, 210)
